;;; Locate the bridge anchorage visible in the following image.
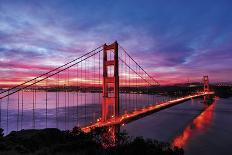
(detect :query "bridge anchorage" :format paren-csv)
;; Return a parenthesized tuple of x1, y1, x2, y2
(0, 41, 214, 140)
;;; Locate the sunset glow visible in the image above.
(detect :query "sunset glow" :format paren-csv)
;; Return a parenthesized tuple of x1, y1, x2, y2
(1, 0, 232, 86)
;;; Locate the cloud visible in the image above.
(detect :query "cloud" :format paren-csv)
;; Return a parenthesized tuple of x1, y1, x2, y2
(0, 0, 232, 85)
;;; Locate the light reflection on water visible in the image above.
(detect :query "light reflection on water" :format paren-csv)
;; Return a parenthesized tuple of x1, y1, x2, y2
(172, 100, 216, 148)
(122, 97, 232, 155)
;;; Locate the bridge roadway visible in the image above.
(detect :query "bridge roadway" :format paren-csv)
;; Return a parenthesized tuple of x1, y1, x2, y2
(81, 92, 214, 133)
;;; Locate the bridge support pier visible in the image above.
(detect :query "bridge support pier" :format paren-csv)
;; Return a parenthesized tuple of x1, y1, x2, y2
(102, 41, 119, 122)
(102, 125, 120, 148)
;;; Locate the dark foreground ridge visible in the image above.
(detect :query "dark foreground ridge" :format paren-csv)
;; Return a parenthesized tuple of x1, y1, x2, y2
(0, 127, 184, 155)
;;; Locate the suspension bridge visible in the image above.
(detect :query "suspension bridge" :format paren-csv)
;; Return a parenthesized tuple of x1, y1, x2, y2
(0, 41, 214, 135)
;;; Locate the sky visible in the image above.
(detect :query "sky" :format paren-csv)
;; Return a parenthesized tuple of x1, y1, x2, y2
(0, 0, 232, 86)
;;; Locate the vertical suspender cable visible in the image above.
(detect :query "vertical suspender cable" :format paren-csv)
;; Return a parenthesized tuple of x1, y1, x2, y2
(71, 69, 74, 127)
(56, 75, 58, 128)
(136, 65, 138, 110)
(93, 54, 95, 122)
(57, 74, 60, 128)
(7, 92, 9, 134)
(45, 79, 48, 128)
(64, 71, 67, 130)
(80, 60, 82, 124)
(85, 59, 87, 122)
(35, 80, 37, 128)
(21, 89, 24, 130)
(129, 57, 131, 112)
(32, 83, 34, 128)
(76, 64, 79, 126)
(67, 68, 70, 129)
(98, 52, 101, 117)
(17, 91, 19, 131)
(125, 51, 127, 113)
(0, 99, 1, 128)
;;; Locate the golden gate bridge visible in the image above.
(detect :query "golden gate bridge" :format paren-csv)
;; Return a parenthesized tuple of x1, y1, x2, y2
(0, 41, 214, 135)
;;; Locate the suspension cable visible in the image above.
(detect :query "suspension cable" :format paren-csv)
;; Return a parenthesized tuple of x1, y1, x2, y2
(0, 49, 103, 100)
(0, 45, 103, 96)
(119, 44, 159, 86)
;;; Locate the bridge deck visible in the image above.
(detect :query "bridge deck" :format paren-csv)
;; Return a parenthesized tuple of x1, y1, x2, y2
(81, 92, 214, 132)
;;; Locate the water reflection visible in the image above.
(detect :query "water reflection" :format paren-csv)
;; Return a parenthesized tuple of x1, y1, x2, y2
(172, 97, 217, 148)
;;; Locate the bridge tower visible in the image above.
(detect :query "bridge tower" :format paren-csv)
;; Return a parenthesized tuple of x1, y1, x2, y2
(203, 75, 209, 93)
(102, 41, 119, 122)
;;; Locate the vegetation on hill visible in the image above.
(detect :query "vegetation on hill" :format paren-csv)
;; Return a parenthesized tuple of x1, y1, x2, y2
(0, 127, 184, 155)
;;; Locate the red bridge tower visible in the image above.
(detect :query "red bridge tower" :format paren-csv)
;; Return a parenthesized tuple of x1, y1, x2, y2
(102, 41, 119, 122)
